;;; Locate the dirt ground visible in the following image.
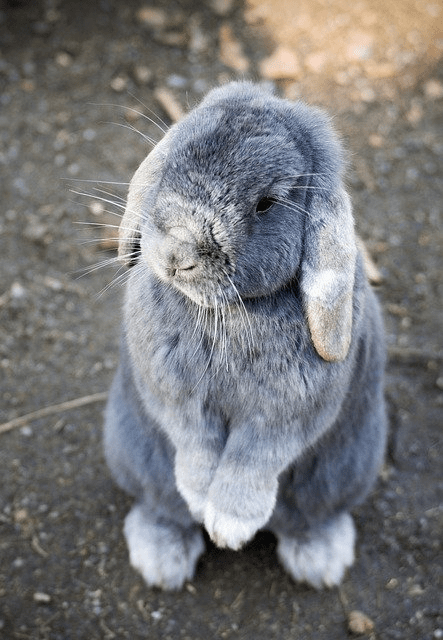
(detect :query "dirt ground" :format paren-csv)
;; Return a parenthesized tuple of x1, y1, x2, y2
(0, 0, 442, 638)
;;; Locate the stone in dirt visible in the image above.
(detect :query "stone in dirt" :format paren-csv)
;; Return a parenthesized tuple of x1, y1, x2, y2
(259, 45, 301, 80)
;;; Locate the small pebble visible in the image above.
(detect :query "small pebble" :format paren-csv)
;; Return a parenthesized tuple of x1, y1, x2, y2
(154, 87, 185, 122)
(424, 79, 443, 99)
(406, 101, 423, 124)
(345, 31, 374, 61)
(89, 201, 105, 216)
(304, 51, 328, 74)
(218, 24, 249, 73)
(348, 610, 375, 635)
(10, 282, 27, 299)
(14, 509, 28, 523)
(167, 74, 188, 89)
(368, 134, 384, 148)
(386, 577, 399, 589)
(82, 128, 96, 141)
(110, 76, 128, 93)
(209, 0, 234, 16)
(33, 592, 52, 604)
(156, 31, 187, 48)
(259, 45, 301, 80)
(55, 52, 73, 68)
(188, 15, 209, 54)
(134, 65, 153, 85)
(364, 61, 397, 79)
(185, 583, 197, 594)
(408, 584, 425, 596)
(136, 7, 167, 29)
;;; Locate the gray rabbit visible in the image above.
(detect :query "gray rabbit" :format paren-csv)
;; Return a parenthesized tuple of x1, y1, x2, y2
(104, 82, 387, 590)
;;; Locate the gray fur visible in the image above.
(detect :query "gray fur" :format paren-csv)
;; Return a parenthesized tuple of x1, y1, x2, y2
(104, 82, 387, 590)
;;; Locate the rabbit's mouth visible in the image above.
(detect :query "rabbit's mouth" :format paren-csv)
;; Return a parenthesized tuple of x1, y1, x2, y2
(172, 275, 238, 309)
(142, 224, 240, 308)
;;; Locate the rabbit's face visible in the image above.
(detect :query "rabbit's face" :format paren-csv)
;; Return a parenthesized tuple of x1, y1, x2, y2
(138, 107, 310, 308)
(121, 83, 356, 361)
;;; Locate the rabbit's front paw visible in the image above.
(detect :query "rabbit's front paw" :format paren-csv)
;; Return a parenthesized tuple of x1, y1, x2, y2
(204, 480, 278, 550)
(276, 512, 356, 589)
(204, 502, 266, 549)
(124, 504, 205, 590)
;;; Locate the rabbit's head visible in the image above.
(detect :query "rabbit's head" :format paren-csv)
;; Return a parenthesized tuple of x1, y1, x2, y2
(119, 83, 357, 362)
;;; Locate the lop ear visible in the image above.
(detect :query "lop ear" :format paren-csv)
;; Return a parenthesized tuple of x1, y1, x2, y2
(301, 188, 357, 362)
(118, 132, 173, 267)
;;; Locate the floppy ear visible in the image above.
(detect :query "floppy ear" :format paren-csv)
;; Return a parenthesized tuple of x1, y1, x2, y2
(118, 132, 173, 267)
(301, 188, 357, 362)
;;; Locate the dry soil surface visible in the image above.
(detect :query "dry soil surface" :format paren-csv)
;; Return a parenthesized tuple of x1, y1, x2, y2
(0, 1, 442, 639)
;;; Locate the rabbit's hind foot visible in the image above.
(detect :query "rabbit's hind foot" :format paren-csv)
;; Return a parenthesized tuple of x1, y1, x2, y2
(124, 503, 205, 590)
(276, 512, 356, 589)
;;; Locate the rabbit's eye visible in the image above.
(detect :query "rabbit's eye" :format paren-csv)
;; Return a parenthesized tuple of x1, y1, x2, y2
(255, 197, 275, 214)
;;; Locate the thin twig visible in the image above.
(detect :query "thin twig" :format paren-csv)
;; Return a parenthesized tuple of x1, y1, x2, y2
(31, 535, 49, 558)
(0, 392, 108, 435)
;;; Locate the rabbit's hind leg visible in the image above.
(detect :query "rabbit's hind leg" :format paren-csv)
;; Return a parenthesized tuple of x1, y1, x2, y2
(276, 512, 355, 589)
(104, 360, 205, 590)
(124, 502, 205, 590)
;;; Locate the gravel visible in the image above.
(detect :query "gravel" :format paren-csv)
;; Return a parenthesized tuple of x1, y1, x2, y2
(0, 1, 442, 638)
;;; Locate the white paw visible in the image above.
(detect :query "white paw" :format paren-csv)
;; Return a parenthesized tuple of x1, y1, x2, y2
(124, 505, 205, 590)
(204, 501, 266, 550)
(277, 513, 356, 589)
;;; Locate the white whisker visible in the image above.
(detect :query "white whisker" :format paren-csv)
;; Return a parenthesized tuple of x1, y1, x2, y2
(70, 189, 127, 211)
(88, 100, 168, 136)
(76, 237, 119, 247)
(190, 302, 207, 362)
(191, 301, 220, 393)
(93, 188, 127, 204)
(220, 290, 229, 372)
(75, 221, 121, 229)
(95, 266, 132, 299)
(73, 256, 122, 280)
(74, 221, 139, 237)
(65, 178, 130, 186)
(274, 172, 325, 181)
(274, 197, 311, 219)
(103, 120, 157, 146)
(225, 274, 255, 357)
(126, 91, 170, 133)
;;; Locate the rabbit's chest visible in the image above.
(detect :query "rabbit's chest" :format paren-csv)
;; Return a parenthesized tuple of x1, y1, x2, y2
(129, 297, 315, 412)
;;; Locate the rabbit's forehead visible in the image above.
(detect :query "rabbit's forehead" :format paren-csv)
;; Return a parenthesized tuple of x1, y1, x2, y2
(158, 183, 245, 231)
(163, 127, 306, 199)
(173, 103, 305, 165)
(155, 102, 312, 210)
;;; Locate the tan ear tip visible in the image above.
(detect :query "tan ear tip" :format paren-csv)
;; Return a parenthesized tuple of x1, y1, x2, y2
(317, 344, 349, 362)
(307, 298, 353, 362)
(311, 332, 351, 362)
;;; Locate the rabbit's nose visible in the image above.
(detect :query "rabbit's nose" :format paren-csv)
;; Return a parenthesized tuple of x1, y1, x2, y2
(165, 227, 198, 273)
